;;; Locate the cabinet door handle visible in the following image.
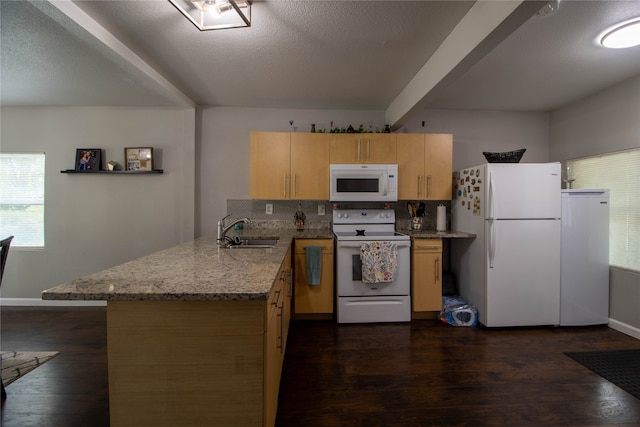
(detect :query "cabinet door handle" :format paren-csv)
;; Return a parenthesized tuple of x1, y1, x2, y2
(283, 175, 287, 198)
(357, 140, 361, 161)
(293, 174, 297, 197)
(416, 245, 441, 250)
(277, 306, 284, 352)
(367, 139, 371, 160)
(427, 175, 432, 198)
(272, 289, 282, 306)
(418, 175, 423, 197)
(435, 257, 440, 281)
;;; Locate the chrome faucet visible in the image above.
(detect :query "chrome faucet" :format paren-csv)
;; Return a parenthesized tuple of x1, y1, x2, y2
(217, 214, 251, 245)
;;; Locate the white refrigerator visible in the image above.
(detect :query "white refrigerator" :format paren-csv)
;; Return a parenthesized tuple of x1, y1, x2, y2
(560, 189, 610, 326)
(451, 163, 562, 327)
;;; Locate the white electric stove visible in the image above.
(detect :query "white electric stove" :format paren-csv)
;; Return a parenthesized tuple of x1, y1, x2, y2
(333, 209, 411, 323)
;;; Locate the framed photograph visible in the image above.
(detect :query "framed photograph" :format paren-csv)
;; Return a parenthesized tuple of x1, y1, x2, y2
(75, 149, 101, 172)
(125, 147, 154, 171)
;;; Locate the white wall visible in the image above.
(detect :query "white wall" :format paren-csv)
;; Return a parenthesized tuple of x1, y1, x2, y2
(197, 107, 388, 237)
(197, 106, 550, 237)
(2, 105, 552, 301)
(549, 75, 640, 161)
(1, 106, 195, 301)
(548, 75, 640, 338)
(403, 109, 550, 171)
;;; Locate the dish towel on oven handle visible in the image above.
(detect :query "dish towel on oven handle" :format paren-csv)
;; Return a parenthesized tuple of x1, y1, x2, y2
(360, 241, 398, 284)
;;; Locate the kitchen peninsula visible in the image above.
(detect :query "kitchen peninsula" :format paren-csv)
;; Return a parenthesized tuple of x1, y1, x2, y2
(42, 229, 332, 427)
(42, 225, 473, 426)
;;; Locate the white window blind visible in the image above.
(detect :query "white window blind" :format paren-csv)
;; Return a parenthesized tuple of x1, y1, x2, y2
(567, 148, 639, 272)
(0, 153, 45, 247)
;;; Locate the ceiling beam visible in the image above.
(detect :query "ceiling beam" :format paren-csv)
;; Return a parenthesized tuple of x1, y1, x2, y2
(46, 0, 196, 109)
(385, 0, 544, 129)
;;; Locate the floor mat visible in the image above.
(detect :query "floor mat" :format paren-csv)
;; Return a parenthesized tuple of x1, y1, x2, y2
(565, 348, 640, 400)
(1, 351, 59, 387)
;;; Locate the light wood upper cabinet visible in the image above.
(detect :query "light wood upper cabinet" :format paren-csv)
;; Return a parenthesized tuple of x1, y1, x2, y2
(411, 239, 443, 312)
(397, 133, 452, 200)
(290, 133, 330, 200)
(396, 134, 425, 200)
(251, 132, 329, 200)
(250, 132, 291, 200)
(250, 132, 451, 201)
(330, 133, 396, 164)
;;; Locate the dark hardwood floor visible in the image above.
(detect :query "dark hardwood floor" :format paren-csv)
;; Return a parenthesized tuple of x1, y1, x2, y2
(2, 306, 639, 426)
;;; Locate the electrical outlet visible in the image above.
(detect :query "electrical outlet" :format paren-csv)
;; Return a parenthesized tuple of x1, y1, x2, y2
(265, 204, 273, 215)
(318, 204, 325, 216)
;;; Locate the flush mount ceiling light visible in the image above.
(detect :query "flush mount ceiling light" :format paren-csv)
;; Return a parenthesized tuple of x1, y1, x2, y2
(600, 17, 640, 49)
(169, 0, 251, 31)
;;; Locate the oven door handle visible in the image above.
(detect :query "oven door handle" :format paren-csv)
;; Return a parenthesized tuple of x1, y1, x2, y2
(337, 240, 411, 248)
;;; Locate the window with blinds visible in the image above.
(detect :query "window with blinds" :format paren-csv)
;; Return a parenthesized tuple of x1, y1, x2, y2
(0, 153, 45, 247)
(567, 148, 639, 272)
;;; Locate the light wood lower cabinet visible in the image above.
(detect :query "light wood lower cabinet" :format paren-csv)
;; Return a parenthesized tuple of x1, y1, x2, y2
(411, 239, 443, 312)
(294, 239, 334, 315)
(107, 248, 293, 427)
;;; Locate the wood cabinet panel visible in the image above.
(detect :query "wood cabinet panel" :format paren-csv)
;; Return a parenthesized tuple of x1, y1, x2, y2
(397, 134, 426, 200)
(329, 134, 396, 164)
(294, 239, 334, 315)
(250, 132, 291, 199)
(107, 300, 264, 427)
(290, 133, 330, 199)
(411, 239, 443, 312)
(397, 134, 452, 200)
(425, 134, 453, 200)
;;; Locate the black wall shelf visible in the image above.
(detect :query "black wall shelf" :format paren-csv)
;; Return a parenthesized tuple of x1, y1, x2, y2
(61, 169, 163, 174)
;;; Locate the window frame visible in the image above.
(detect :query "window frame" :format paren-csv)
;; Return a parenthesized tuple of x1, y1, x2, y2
(0, 152, 46, 249)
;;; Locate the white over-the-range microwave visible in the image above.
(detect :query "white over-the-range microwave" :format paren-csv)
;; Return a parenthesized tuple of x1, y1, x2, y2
(329, 164, 398, 202)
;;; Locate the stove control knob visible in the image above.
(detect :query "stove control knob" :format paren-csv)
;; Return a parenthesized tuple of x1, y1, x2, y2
(343, 213, 349, 218)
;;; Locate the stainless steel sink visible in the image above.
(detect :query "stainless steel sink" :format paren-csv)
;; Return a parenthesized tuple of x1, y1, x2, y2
(225, 238, 279, 249)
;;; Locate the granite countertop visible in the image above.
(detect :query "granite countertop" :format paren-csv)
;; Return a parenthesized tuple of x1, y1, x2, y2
(42, 228, 334, 302)
(403, 229, 476, 239)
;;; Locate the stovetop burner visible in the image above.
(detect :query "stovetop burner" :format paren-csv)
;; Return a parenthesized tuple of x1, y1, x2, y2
(332, 208, 409, 241)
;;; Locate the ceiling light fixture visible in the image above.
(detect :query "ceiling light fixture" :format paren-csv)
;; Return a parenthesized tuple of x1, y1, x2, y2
(169, 0, 251, 31)
(600, 17, 640, 49)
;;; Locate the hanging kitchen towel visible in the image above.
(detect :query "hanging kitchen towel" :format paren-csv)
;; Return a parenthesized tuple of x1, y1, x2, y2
(305, 246, 323, 285)
(360, 241, 398, 284)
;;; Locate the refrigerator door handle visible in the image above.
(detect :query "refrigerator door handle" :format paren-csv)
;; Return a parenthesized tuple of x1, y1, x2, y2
(488, 219, 496, 268)
(488, 172, 495, 219)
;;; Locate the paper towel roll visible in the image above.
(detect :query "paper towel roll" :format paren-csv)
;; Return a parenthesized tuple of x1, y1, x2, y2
(436, 205, 446, 232)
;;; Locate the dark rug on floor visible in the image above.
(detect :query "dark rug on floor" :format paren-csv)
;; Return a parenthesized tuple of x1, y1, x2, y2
(565, 348, 640, 400)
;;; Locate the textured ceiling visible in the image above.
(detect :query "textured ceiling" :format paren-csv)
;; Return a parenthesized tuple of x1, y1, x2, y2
(2, 1, 640, 119)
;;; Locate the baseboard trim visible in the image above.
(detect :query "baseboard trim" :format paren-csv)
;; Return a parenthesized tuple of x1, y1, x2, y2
(608, 318, 640, 340)
(0, 298, 106, 307)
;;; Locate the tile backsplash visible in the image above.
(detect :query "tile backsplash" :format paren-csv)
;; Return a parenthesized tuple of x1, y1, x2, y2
(226, 199, 451, 231)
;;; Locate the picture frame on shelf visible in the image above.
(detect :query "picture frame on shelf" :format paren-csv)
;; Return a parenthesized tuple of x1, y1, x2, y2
(75, 149, 101, 172)
(125, 147, 153, 171)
